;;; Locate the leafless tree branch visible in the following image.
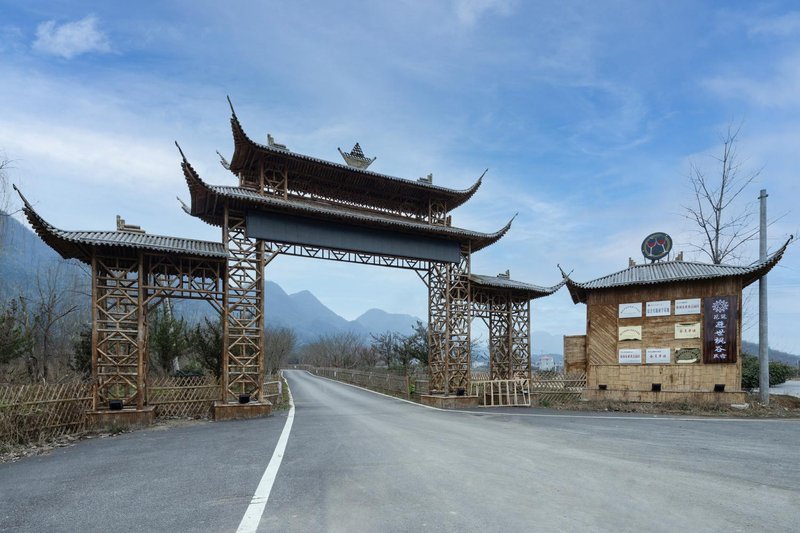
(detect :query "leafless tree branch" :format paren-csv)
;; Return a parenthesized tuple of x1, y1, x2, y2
(683, 122, 761, 264)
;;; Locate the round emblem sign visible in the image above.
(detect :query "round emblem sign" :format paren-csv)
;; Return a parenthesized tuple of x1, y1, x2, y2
(641, 232, 672, 262)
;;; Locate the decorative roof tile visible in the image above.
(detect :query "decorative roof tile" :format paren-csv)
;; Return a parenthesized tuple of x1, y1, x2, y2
(562, 240, 792, 304)
(181, 156, 512, 252)
(469, 273, 564, 300)
(15, 186, 227, 263)
(226, 102, 483, 212)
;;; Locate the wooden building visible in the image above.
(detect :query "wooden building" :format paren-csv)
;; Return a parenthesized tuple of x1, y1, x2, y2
(562, 240, 790, 403)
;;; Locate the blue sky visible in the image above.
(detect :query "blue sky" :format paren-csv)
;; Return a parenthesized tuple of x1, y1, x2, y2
(1, 1, 799, 352)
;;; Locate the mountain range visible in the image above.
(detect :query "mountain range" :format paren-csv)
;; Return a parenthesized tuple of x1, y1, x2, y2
(4, 214, 794, 363)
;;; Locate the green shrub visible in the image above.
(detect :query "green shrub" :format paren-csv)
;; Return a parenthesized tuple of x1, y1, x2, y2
(741, 353, 793, 389)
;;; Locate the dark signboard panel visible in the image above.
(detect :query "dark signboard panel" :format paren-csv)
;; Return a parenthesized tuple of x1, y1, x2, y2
(246, 211, 462, 264)
(703, 295, 738, 364)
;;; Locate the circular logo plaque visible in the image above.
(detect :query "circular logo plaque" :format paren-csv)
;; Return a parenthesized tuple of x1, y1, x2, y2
(641, 232, 672, 262)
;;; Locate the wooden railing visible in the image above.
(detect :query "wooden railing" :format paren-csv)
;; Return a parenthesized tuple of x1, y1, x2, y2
(470, 378, 531, 406)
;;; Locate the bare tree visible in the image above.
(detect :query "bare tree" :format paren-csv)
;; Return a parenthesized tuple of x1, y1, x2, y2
(370, 331, 400, 368)
(20, 262, 81, 381)
(684, 123, 761, 264)
(301, 331, 367, 368)
(265, 326, 296, 376)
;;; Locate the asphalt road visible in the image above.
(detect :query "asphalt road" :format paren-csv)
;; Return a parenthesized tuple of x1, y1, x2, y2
(2, 370, 799, 532)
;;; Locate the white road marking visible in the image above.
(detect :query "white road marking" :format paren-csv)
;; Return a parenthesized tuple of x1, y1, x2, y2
(306, 371, 799, 423)
(236, 380, 295, 533)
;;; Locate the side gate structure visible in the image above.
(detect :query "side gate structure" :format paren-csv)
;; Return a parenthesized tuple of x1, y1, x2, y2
(469, 272, 564, 406)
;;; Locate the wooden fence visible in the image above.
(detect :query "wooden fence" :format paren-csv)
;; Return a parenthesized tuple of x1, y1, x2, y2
(470, 378, 531, 407)
(1, 373, 295, 445)
(530, 371, 587, 405)
(0, 382, 93, 444)
(148, 376, 220, 418)
(309, 367, 430, 399)
(303, 367, 587, 407)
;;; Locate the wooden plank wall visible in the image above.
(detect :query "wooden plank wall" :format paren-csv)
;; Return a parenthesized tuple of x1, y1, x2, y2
(563, 335, 587, 373)
(585, 277, 744, 392)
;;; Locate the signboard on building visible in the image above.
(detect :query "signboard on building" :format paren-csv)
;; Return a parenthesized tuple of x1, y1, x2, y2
(618, 325, 642, 341)
(675, 322, 701, 339)
(675, 298, 701, 315)
(646, 348, 671, 364)
(703, 295, 738, 364)
(646, 300, 671, 317)
(619, 302, 642, 319)
(618, 348, 642, 364)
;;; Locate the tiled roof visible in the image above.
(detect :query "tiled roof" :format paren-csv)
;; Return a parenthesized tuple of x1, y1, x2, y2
(181, 156, 512, 252)
(469, 274, 564, 300)
(563, 240, 792, 303)
(226, 103, 483, 212)
(15, 186, 227, 263)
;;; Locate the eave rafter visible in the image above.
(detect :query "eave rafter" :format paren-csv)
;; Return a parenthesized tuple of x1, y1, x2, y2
(178, 147, 514, 253)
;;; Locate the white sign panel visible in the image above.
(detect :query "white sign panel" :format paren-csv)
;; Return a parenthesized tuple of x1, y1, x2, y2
(675, 298, 701, 316)
(675, 322, 701, 339)
(646, 348, 671, 364)
(618, 348, 642, 364)
(618, 325, 642, 341)
(619, 302, 642, 319)
(646, 300, 671, 317)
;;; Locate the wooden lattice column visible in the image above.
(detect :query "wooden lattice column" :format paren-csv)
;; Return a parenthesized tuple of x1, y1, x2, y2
(428, 248, 471, 394)
(510, 298, 531, 380)
(92, 254, 145, 409)
(223, 208, 265, 402)
(489, 294, 511, 380)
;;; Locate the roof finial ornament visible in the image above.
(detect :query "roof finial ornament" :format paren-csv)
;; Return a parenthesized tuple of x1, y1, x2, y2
(216, 150, 231, 170)
(176, 196, 191, 215)
(338, 142, 376, 169)
(418, 173, 433, 184)
(267, 133, 289, 151)
(116, 215, 145, 234)
(497, 269, 510, 279)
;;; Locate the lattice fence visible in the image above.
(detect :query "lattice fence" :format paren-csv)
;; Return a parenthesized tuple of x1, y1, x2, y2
(0, 382, 92, 444)
(530, 371, 587, 405)
(148, 376, 221, 418)
(470, 378, 531, 406)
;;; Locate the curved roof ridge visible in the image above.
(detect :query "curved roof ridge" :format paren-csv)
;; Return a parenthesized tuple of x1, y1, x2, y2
(14, 185, 226, 263)
(226, 104, 484, 208)
(180, 158, 511, 252)
(469, 272, 565, 300)
(561, 237, 793, 303)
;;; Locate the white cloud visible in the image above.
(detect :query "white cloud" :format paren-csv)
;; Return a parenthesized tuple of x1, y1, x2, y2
(453, 0, 515, 27)
(702, 53, 800, 110)
(747, 11, 800, 38)
(33, 15, 110, 59)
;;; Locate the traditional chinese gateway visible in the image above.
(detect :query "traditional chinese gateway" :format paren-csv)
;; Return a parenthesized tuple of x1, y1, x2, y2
(561, 240, 790, 403)
(16, 99, 562, 421)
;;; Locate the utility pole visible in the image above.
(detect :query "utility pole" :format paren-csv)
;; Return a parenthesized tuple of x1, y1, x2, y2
(758, 189, 769, 405)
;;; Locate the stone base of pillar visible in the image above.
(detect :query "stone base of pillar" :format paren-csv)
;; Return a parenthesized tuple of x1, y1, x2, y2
(212, 400, 272, 421)
(420, 394, 479, 409)
(86, 406, 156, 429)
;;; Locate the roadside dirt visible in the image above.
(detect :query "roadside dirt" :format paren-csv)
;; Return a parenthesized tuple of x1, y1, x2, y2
(558, 393, 800, 418)
(0, 417, 209, 464)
